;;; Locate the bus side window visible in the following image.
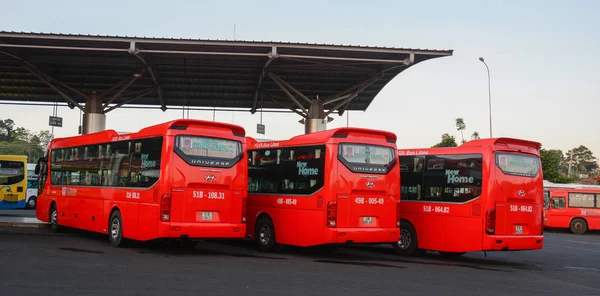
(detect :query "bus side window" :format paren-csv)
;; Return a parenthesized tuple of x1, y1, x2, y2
(399, 156, 424, 201)
(551, 197, 565, 209)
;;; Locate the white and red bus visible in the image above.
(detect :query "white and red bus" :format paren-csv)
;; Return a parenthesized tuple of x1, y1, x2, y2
(397, 138, 544, 257)
(544, 187, 600, 234)
(35, 119, 247, 247)
(246, 127, 400, 252)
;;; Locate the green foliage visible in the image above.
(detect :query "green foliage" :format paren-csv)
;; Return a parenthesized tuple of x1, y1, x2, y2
(455, 118, 466, 143)
(540, 149, 574, 183)
(432, 133, 458, 148)
(567, 145, 598, 174)
(0, 118, 50, 162)
(471, 131, 480, 140)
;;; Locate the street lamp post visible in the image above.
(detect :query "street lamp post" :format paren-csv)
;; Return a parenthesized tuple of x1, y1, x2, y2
(479, 57, 493, 138)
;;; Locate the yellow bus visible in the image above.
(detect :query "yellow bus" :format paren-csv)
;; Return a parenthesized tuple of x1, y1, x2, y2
(0, 155, 28, 209)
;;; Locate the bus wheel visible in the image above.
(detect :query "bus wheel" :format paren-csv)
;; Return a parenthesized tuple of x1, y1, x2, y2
(394, 221, 421, 256)
(108, 210, 125, 247)
(27, 197, 36, 209)
(570, 218, 587, 234)
(49, 204, 61, 233)
(255, 216, 278, 252)
(438, 251, 466, 258)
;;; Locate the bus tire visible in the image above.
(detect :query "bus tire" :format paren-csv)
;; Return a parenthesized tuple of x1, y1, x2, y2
(255, 216, 279, 252)
(394, 220, 422, 256)
(570, 218, 587, 234)
(49, 203, 61, 233)
(27, 196, 36, 209)
(108, 210, 125, 247)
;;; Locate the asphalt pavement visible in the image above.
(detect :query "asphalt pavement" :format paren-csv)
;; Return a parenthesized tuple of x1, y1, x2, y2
(0, 225, 598, 296)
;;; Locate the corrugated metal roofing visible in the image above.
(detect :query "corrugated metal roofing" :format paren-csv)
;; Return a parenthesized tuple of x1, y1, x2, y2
(0, 31, 453, 114)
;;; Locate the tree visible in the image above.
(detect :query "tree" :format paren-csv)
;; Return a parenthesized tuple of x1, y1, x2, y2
(471, 131, 480, 140)
(0, 118, 51, 161)
(0, 119, 16, 141)
(540, 149, 574, 183)
(455, 118, 466, 143)
(567, 145, 598, 176)
(432, 133, 458, 148)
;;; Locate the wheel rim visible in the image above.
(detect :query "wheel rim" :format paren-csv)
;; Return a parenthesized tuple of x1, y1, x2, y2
(259, 224, 271, 245)
(398, 229, 411, 250)
(51, 208, 58, 225)
(575, 222, 583, 230)
(111, 218, 120, 240)
(29, 199, 35, 207)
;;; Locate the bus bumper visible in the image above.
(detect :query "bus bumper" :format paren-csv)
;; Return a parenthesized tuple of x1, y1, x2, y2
(0, 199, 26, 210)
(333, 227, 399, 244)
(484, 235, 544, 251)
(158, 222, 246, 239)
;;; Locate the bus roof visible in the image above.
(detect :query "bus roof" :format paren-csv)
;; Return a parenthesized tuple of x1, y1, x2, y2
(0, 155, 28, 162)
(398, 137, 541, 155)
(48, 119, 246, 149)
(247, 127, 397, 148)
(544, 180, 600, 190)
(459, 137, 541, 150)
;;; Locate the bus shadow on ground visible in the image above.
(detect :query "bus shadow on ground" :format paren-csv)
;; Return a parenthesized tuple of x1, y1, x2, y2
(346, 245, 543, 272)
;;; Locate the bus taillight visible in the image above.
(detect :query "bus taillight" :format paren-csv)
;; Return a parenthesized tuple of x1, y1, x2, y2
(327, 200, 337, 228)
(485, 209, 495, 235)
(160, 194, 172, 222)
(396, 201, 401, 227)
(241, 198, 247, 223)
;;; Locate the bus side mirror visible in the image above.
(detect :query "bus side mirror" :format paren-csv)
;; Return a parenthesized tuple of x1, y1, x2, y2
(35, 164, 41, 175)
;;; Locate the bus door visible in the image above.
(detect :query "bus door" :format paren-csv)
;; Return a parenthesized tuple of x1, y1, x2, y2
(335, 143, 397, 233)
(493, 152, 543, 236)
(169, 135, 244, 226)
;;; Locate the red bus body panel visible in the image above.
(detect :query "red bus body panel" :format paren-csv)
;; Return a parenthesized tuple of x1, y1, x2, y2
(246, 128, 400, 247)
(36, 119, 247, 241)
(544, 188, 600, 231)
(399, 137, 544, 253)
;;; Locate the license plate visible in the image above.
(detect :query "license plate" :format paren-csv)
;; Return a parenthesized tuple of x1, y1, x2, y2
(515, 225, 523, 234)
(201, 212, 213, 221)
(363, 217, 373, 225)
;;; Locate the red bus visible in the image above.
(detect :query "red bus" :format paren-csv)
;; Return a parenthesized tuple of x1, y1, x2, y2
(544, 187, 600, 234)
(396, 138, 544, 257)
(35, 119, 247, 247)
(246, 128, 400, 252)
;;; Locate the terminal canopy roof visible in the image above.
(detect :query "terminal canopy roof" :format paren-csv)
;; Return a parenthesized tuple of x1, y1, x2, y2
(0, 31, 452, 116)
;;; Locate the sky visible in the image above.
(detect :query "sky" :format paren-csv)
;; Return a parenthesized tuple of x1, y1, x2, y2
(0, 0, 598, 157)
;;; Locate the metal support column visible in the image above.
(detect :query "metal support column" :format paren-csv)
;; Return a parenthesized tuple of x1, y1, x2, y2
(82, 93, 106, 134)
(304, 100, 327, 134)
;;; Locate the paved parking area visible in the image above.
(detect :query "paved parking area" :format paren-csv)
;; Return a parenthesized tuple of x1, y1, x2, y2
(0, 227, 598, 296)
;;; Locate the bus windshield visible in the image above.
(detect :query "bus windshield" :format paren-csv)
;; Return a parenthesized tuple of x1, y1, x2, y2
(496, 152, 540, 177)
(0, 161, 25, 185)
(339, 143, 396, 174)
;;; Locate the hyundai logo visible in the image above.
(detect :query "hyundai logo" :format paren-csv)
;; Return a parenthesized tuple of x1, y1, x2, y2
(517, 190, 526, 197)
(205, 175, 216, 182)
(365, 181, 375, 188)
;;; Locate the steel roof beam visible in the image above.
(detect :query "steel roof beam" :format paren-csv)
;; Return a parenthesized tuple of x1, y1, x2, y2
(0, 50, 86, 111)
(267, 72, 308, 115)
(129, 41, 167, 111)
(103, 88, 156, 114)
(251, 46, 278, 114)
(261, 91, 307, 118)
(268, 73, 312, 105)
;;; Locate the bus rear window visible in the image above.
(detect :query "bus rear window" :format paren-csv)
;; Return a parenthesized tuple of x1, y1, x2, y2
(338, 143, 396, 174)
(496, 153, 540, 178)
(0, 161, 25, 185)
(175, 136, 242, 168)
